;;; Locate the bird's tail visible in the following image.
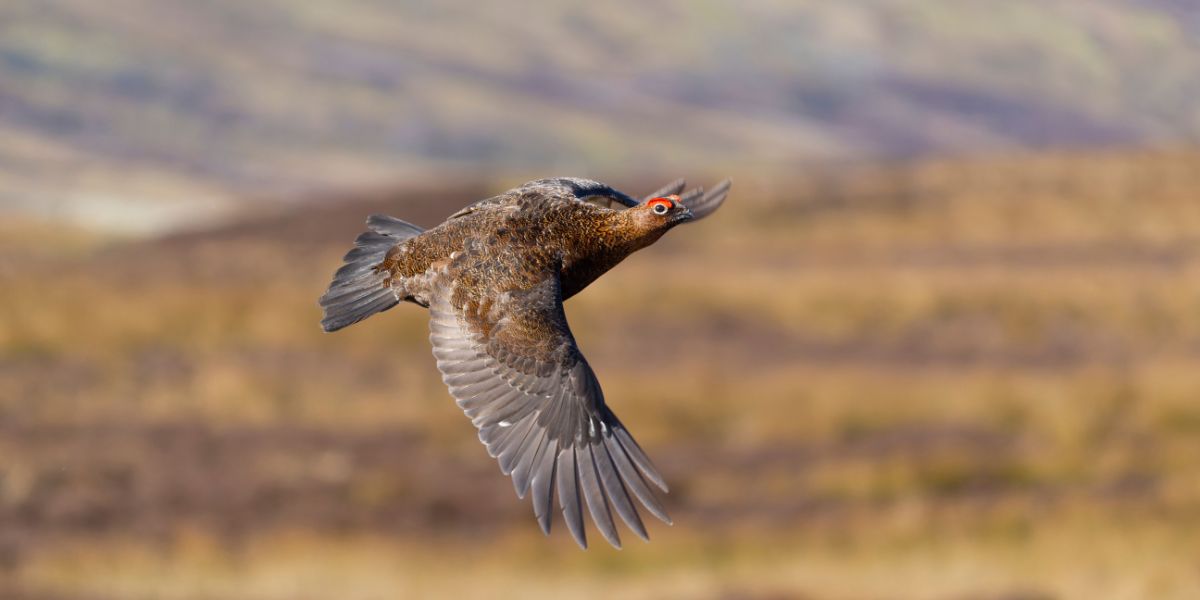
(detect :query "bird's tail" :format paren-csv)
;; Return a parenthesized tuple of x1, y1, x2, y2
(319, 214, 424, 332)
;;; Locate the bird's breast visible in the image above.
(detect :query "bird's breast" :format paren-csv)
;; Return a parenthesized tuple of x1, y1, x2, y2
(560, 251, 629, 300)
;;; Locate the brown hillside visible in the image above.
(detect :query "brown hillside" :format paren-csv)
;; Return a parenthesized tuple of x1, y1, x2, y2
(4, 150, 1200, 599)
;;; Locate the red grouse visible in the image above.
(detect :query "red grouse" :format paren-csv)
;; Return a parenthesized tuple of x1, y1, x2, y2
(319, 177, 731, 548)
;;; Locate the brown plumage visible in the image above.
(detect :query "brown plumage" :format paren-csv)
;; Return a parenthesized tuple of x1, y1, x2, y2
(318, 177, 731, 548)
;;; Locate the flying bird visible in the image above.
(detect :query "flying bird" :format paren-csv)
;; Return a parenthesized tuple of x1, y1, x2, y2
(318, 177, 731, 548)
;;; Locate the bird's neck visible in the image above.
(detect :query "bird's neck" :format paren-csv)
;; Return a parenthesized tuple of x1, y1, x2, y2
(600, 210, 665, 256)
(559, 211, 664, 300)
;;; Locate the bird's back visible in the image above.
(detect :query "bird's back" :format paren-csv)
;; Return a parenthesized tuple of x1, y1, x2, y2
(383, 190, 627, 306)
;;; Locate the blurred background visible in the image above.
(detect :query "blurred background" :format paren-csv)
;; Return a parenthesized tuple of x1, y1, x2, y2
(3, 1, 1200, 598)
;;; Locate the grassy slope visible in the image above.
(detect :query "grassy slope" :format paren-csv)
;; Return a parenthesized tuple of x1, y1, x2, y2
(3, 149, 1200, 598)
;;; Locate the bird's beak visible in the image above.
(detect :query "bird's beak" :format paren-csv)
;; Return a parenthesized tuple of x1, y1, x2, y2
(677, 206, 695, 223)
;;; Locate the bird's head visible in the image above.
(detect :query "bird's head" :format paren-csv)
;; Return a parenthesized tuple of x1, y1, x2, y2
(629, 195, 694, 233)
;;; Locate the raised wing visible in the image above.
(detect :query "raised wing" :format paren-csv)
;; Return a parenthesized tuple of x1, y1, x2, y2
(682, 178, 731, 221)
(427, 269, 670, 548)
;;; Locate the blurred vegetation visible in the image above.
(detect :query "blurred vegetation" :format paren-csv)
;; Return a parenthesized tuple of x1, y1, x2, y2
(2, 149, 1200, 599)
(4, 0, 1200, 232)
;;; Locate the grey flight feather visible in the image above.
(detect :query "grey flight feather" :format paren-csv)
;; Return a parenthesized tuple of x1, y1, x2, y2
(426, 269, 670, 549)
(683, 178, 732, 221)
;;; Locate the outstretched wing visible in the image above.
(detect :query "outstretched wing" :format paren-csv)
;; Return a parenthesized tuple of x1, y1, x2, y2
(427, 270, 670, 549)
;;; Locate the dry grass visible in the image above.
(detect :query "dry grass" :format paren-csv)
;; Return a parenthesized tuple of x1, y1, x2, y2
(3, 149, 1200, 599)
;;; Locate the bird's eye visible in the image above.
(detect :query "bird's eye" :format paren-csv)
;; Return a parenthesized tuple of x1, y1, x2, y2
(649, 198, 673, 215)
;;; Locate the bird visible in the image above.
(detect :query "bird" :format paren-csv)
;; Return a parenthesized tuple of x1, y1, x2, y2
(318, 176, 731, 548)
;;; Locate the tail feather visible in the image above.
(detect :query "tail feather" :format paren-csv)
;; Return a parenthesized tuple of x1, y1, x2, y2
(319, 215, 424, 332)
